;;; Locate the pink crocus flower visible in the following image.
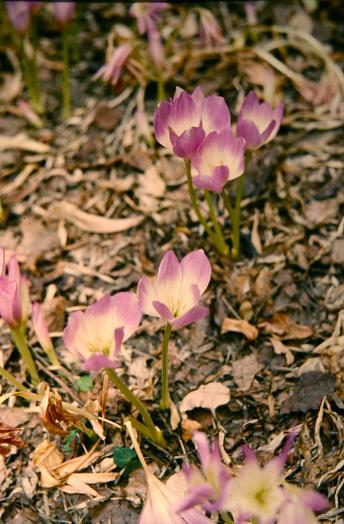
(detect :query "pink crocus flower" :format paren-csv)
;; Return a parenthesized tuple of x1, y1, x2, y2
(130, 3, 168, 68)
(6, 1, 41, 34)
(63, 293, 141, 372)
(177, 432, 232, 514)
(154, 86, 231, 159)
(191, 129, 245, 193)
(198, 8, 224, 47)
(94, 43, 133, 87)
(0, 248, 30, 329)
(137, 250, 211, 328)
(237, 91, 284, 150)
(277, 483, 329, 524)
(52, 1, 75, 28)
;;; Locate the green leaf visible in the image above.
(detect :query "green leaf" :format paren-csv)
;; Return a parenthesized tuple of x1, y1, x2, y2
(63, 428, 80, 452)
(75, 374, 93, 392)
(113, 446, 140, 476)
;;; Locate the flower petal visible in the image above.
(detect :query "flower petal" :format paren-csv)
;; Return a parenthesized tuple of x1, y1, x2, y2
(83, 353, 120, 372)
(180, 250, 211, 295)
(172, 127, 205, 159)
(110, 292, 142, 340)
(137, 276, 159, 317)
(172, 305, 208, 328)
(237, 120, 262, 149)
(152, 300, 174, 322)
(156, 251, 182, 307)
(201, 95, 231, 134)
(154, 100, 172, 149)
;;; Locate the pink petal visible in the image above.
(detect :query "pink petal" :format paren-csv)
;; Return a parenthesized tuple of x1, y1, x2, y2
(171, 127, 205, 159)
(137, 276, 159, 317)
(156, 251, 182, 304)
(63, 310, 84, 353)
(239, 90, 259, 116)
(83, 353, 120, 372)
(172, 305, 208, 328)
(169, 91, 199, 136)
(237, 120, 262, 149)
(260, 119, 277, 145)
(176, 483, 215, 513)
(180, 250, 211, 295)
(152, 300, 174, 323)
(0, 279, 17, 326)
(113, 326, 124, 360)
(110, 292, 141, 340)
(299, 490, 329, 512)
(192, 174, 224, 193)
(153, 100, 172, 149)
(191, 86, 205, 108)
(201, 95, 231, 134)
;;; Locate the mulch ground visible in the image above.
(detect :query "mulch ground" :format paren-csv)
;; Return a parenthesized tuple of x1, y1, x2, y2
(0, 2, 343, 523)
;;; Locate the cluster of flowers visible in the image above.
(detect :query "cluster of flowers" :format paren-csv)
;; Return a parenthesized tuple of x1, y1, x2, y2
(0, 247, 210, 371)
(6, 1, 75, 33)
(140, 430, 329, 523)
(154, 86, 283, 192)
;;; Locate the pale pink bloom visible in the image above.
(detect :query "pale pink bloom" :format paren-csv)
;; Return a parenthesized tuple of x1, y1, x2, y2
(228, 434, 297, 524)
(137, 250, 211, 328)
(191, 129, 245, 193)
(154, 86, 231, 158)
(52, 2, 75, 28)
(0, 248, 31, 328)
(130, 3, 168, 68)
(277, 483, 329, 524)
(94, 43, 133, 86)
(237, 91, 284, 150)
(6, 1, 41, 33)
(177, 432, 232, 514)
(139, 470, 212, 524)
(32, 302, 54, 355)
(63, 293, 141, 372)
(198, 8, 224, 47)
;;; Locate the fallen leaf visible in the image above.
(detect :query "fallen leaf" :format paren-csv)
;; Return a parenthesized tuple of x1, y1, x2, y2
(281, 372, 336, 414)
(232, 353, 262, 391)
(260, 313, 314, 339)
(271, 337, 294, 365)
(51, 201, 143, 233)
(180, 382, 230, 415)
(139, 165, 165, 197)
(221, 318, 258, 340)
(181, 418, 201, 441)
(303, 199, 338, 227)
(331, 237, 344, 264)
(0, 133, 50, 152)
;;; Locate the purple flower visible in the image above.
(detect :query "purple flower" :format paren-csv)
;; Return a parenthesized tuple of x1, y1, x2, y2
(0, 248, 30, 328)
(154, 86, 231, 158)
(6, 1, 41, 33)
(237, 91, 284, 150)
(52, 2, 75, 28)
(191, 129, 245, 192)
(177, 432, 232, 514)
(94, 43, 133, 86)
(63, 293, 141, 372)
(198, 8, 224, 47)
(277, 484, 329, 524)
(137, 250, 211, 328)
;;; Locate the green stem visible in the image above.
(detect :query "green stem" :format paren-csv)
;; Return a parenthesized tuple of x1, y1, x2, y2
(231, 153, 252, 258)
(204, 190, 229, 256)
(43, 344, 60, 368)
(157, 71, 165, 102)
(20, 37, 42, 114)
(0, 367, 28, 391)
(105, 368, 165, 446)
(10, 327, 40, 385)
(62, 28, 71, 119)
(220, 512, 234, 524)
(184, 160, 220, 247)
(160, 323, 172, 409)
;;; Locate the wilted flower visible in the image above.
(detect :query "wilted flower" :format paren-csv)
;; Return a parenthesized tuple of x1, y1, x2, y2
(277, 483, 329, 524)
(52, 1, 75, 28)
(154, 86, 231, 158)
(137, 250, 211, 328)
(198, 8, 224, 47)
(63, 293, 141, 371)
(0, 248, 30, 328)
(177, 432, 232, 514)
(94, 43, 133, 86)
(40, 384, 83, 436)
(130, 2, 168, 67)
(237, 90, 284, 150)
(6, 1, 41, 34)
(0, 422, 25, 456)
(191, 129, 245, 192)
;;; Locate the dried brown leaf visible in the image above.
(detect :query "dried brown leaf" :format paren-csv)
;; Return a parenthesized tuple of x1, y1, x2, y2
(180, 382, 230, 415)
(232, 353, 262, 391)
(0, 422, 25, 456)
(221, 318, 258, 340)
(0, 133, 50, 153)
(281, 372, 336, 414)
(260, 313, 314, 339)
(51, 201, 143, 233)
(40, 385, 83, 436)
(271, 337, 295, 366)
